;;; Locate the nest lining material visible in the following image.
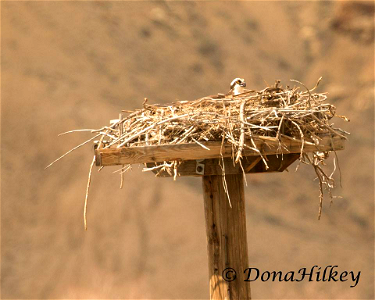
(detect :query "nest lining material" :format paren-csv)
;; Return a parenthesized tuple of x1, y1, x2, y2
(48, 78, 349, 229)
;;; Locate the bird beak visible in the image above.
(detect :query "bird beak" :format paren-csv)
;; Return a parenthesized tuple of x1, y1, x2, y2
(241, 82, 246, 87)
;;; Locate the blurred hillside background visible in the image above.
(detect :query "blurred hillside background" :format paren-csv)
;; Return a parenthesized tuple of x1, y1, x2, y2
(1, 1, 374, 299)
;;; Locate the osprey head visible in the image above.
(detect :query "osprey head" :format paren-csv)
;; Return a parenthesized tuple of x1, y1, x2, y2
(230, 78, 246, 89)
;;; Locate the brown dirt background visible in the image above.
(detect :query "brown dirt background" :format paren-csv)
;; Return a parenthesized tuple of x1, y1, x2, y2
(1, 1, 374, 299)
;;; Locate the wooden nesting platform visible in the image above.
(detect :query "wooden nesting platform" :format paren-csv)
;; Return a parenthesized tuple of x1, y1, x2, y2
(93, 133, 345, 300)
(94, 134, 345, 176)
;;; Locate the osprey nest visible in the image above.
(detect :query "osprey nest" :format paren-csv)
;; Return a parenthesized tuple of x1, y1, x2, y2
(48, 78, 349, 228)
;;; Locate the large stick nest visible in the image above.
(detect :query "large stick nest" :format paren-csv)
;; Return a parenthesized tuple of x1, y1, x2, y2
(48, 78, 350, 228)
(98, 78, 348, 152)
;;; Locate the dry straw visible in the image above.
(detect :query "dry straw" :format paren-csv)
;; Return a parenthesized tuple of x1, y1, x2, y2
(47, 78, 349, 228)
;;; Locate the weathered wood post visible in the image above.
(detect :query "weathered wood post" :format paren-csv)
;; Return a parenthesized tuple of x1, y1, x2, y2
(203, 174, 250, 299)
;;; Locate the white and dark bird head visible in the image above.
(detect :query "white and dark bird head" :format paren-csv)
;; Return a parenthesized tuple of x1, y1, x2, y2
(230, 78, 246, 95)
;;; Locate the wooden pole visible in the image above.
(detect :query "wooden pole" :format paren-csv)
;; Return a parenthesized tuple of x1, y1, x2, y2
(202, 174, 251, 300)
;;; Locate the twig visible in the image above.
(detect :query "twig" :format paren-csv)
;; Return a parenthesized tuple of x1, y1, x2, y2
(191, 138, 210, 150)
(58, 129, 98, 136)
(45, 134, 101, 169)
(84, 155, 96, 230)
(311, 114, 348, 140)
(235, 101, 246, 163)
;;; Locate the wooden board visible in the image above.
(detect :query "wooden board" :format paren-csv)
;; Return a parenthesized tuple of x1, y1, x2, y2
(95, 135, 345, 166)
(146, 154, 299, 177)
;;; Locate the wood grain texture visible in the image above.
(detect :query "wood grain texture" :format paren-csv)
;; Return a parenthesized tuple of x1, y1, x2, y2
(95, 135, 345, 166)
(203, 175, 251, 300)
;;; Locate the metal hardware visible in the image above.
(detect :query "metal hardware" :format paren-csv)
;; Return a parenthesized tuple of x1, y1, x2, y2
(196, 159, 205, 175)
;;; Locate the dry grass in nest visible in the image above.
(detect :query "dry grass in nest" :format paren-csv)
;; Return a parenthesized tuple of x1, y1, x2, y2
(47, 78, 349, 228)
